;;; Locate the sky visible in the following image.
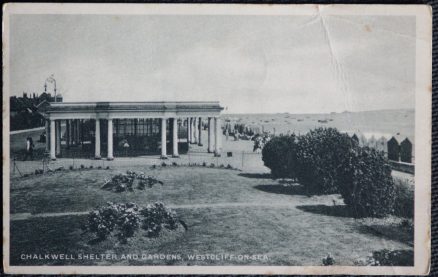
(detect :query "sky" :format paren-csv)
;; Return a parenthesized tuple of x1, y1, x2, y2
(9, 14, 416, 114)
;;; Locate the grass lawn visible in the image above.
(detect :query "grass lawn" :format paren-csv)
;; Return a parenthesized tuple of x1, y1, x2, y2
(10, 166, 413, 266)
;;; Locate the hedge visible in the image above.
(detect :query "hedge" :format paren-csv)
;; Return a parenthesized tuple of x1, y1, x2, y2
(261, 127, 397, 217)
(296, 128, 358, 194)
(262, 134, 299, 179)
(393, 178, 414, 219)
(337, 146, 395, 218)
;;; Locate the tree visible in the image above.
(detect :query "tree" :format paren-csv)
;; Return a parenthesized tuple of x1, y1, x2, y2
(262, 134, 299, 179)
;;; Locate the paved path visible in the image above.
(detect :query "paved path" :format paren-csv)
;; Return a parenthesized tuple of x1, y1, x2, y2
(10, 202, 302, 221)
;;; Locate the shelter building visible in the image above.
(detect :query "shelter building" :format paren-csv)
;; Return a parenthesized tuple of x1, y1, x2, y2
(43, 102, 224, 160)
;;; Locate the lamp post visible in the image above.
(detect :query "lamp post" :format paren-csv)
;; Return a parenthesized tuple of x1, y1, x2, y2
(45, 75, 57, 102)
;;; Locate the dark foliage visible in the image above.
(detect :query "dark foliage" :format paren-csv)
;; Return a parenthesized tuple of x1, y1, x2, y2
(337, 147, 395, 217)
(296, 128, 357, 194)
(393, 179, 414, 218)
(262, 134, 299, 179)
(261, 127, 397, 218)
(372, 249, 413, 266)
(140, 202, 179, 237)
(85, 201, 180, 243)
(85, 202, 140, 243)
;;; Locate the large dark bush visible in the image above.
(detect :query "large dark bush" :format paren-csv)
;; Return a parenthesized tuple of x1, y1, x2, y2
(337, 147, 395, 217)
(262, 134, 299, 179)
(296, 128, 358, 194)
(393, 178, 414, 218)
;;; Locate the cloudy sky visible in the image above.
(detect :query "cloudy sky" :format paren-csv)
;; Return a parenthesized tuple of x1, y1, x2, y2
(9, 14, 415, 114)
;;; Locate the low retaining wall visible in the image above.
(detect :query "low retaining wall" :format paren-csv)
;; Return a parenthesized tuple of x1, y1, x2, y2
(389, 160, 415, 175)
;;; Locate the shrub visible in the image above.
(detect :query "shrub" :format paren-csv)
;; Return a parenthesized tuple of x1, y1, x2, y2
(69, 165, 74, 170)
(85, 202, 141, 243)
(85, 201, 181, 243)
(172, 162, 178, 166)
(140, 202, 179, 237)
(106, 166, 110, 170)
(98, 166, 102, 169)
(337, 147, 395, 218)
(262, 134, 299, 179)
(322, 253, 335, 266)
(226, 164, 233, 169)
(102, 171, 164, 192)
(393, 178, 414, 218)
(80, 164, 85, 169)
(202, 162, 207, 167)
(371, 249, 413, 266)
(137, 175, 164, 190)
(210, 163, 215, 168)
(161, 162, 167, 167)
(400, 218, 413, 229)
(354, 249, 414, 266)
(296, 128, 358, 194)
(89, 165, 94, 169)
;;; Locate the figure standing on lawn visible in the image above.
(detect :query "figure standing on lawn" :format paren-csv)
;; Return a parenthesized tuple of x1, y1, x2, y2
(24, 136, 34, 161)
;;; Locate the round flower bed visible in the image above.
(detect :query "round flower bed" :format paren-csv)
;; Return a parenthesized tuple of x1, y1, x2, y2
(84, 201, 184, 244)
(101, 170, 164, 192)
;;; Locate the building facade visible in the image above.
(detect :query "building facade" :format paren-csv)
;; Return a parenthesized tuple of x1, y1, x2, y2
(44, 102, 224, 160)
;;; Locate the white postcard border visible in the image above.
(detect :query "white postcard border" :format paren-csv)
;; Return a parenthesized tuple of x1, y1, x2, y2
(2, 3, 432, 275)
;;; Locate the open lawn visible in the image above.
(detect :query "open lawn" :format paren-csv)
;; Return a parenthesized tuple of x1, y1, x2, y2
(10, 166, 413, 266)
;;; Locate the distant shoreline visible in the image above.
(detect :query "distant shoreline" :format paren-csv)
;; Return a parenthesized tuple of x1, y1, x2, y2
(222, 108, 415, 116)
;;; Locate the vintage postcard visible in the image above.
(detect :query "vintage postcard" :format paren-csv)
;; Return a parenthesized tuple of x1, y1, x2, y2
(2, 3, 432, 275)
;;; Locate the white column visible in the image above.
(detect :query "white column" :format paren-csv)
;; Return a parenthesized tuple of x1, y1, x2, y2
(161, 118, 167, 158)
(214, 117, 222, 157)
(198, 117, 203, 146)
(73, 119, 77, 145)
(193, 117, 198, 144)
(45, 120, 50, 151)
(56, 120, 61, 156)
(75, 119, 79, 144)
(172, 118, 179, 157)
(66, 120, 70, 148)
(208, 117, 213, 153)
(188, 118, 192, 143)
(50, 120, 56, 160)
(107, 119, 114, 160)
(77, 119, 81, 145)
(95, 119, 101, 159)
(187, 118, 191, 144)
(70, 119, 74, 145)
(67, 119, 71, 145)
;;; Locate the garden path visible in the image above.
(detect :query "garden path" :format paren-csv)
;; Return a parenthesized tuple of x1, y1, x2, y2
(10, 201, 309, 221)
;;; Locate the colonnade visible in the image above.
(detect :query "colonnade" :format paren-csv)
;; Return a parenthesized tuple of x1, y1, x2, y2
(47, 116, 222, 160)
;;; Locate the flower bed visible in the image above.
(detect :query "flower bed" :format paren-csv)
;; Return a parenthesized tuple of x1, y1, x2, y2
(101, 170, 163, 192)
(84, 201, 183, 243)
(354, 249, 413, 266)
